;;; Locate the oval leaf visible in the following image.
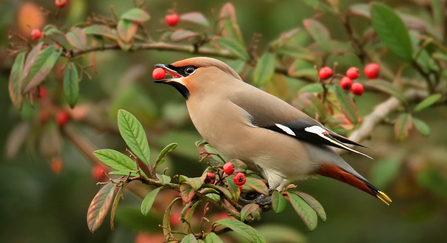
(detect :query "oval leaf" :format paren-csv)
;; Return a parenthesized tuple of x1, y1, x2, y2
(394, 113, 413, 140)
(117, 109, 151, 165)
(303, 19, 330, 55)
(66, 27, 87, 50)
(117, 19, 138, 43)
(83, 25, 116, 40)
(370, 3, 413, 62)
(63, 62, 79, 108)
(245, 177, 269, 196)
(349, 3, 370, 18)
(271, 191, 287, 214)
(294, 192, 326, 222)
(180, 184, 196, 203)
(9, 52, 26, 110)
(413, 94, 442, 112)
(204, 232, 224, 243)
(121, 8, 150, 23)
(141, 187, 161, 216)
(253, 52, 275, 87)
(155, 143, 178, 168)
(171, 29, 199, 42)
(94, 149, 138, 171)
(240, 203, 259, 222)
(213, 218, 266, 243)
(225, 176, 241, 201)
(181, 234, 198, 243)
(333, 85, 358, 124)
(218, 38, 249, 61)
(364, 80, 407, 105)
(156, 173, 171, 184)
(299, 83, 323, 94)
(180, 12, 209, 26)
(286, 192, 318, 231)
(412, 117, 431, 136)
(87, 183, 116, 233)
(219, 3, 245, 46)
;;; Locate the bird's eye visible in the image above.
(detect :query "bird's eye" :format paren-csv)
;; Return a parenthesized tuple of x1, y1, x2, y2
(184, 66, 196, 75)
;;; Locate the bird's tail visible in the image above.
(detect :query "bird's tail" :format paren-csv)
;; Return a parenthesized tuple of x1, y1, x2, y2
(317, 164, 392, 205)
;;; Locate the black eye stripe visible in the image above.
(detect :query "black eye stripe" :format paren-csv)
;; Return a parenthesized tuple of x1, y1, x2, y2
(167, 65, 198, 77)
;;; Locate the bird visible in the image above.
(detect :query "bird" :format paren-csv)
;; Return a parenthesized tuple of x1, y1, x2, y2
(154, 57, 391, 205)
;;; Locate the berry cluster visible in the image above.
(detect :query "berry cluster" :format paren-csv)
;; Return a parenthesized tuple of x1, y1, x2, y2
(204, 161, 247, 192)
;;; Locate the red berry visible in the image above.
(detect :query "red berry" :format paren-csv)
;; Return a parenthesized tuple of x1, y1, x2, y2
(31, 29, 41, 40)
(50, 158, 64, 174)
(92, 164, 108, 181)
(56, 110, 70, 127)
(340, 77, 353, 90)
(152, 67, 166, 80)
(318, 67, 333, 80)
(37, 86, 48, 100)
(55, 0, 67, 8)
(205, 172, 216, 184)
(233, 172, 246, 186)
(165, 14, 179, 26)
(223, 162, 235, 175)
(364, 63, 380, 79)
(351, 83, 364, 96)
(346, 67, 360, 80)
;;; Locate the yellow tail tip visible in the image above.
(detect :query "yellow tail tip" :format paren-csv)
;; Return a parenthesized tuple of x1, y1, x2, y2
(377, 191, 392, 205)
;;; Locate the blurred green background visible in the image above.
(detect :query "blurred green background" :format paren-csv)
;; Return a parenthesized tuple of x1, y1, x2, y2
(1, 0, 446, 242)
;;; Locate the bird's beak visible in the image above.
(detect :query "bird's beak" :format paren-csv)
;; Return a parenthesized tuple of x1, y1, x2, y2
(154, 64, 184, 84)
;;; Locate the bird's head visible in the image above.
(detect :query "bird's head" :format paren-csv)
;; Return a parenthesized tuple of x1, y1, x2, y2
(154, 57, 242, 99)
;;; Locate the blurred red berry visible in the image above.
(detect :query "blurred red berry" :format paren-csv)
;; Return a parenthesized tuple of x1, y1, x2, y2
(92, 164, 108, 181)
(351, 83, 364, 96)
(223, 162, 235, 175)
(50, 158, 64, 174)
(364, 63, 380, 79)
(233, 172, 246, 185)
(38, 86, 48, 100)
(55, 0, 67, 8)
(340, 77, 353, 90)
(31, 29, 41, 40)
(152, 67, 166, 80)
(56, 111, 70, 127)
(205, 172, 216, 184)
(346, 67, 359, 80)
(318, 67, 333, 80)
(165, 13, 179, 26)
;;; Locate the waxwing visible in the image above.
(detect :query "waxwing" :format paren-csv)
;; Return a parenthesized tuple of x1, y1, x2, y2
(154, 57, 391, 205)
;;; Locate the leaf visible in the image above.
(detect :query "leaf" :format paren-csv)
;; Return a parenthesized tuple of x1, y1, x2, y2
(333, 85, 358, 124)
(303, 19, 330, 55)
(412, 117, 431, 136)
(83, 25, 116, 39)
(204, 232, 224, 243)
(155, 143, 178, 168)
(294, 192, 326, 222)
(264, 74, 288, 100)
(213, 218, 266, 243)
(108, 171, 138, 176)
(44, 26, 65, 36)
(225, 176, 241, 201)
(430, 0, 443, 27)
(110, 182, 128, 231)
(181, 234, 198, 243)
(364, 80, 407, 105)
(413, 94, 442, 112)
(117, 19, 138, 43)
(245, 177, 269, 195)
(271, 191, 287, 213)
(117, 109, 151, 166)
(6, 122, 30, 159)
(21, 45, 60, 94)
(371, 158, 401, 189)
(286, 192, 318, 231)
(394, 113, 413, 140)
(218, 38, 250, 61)
(180, 175, 205, 191)
(253, 52, 275, 87)
(299, 83, 323, 94)
(171, 29, 199, 42)
(141, 187, 161, 216)
(94, 149, 137, 171)
(348, 3, 370, 18)
(180, 184, 196, 203)
(219, 3, 245, 46)
(156, 173, 171, 184)
(9, 52, 26, 110)
(163, 198, 180, 241)
(370, 3, 413, 62)
(66, 27, 87, 50)
(215, 185, 233, 200)
(240, 203, 259, 222)
(180, 12, 209, 26)
(183, 201, 200, 234)
(87, 183, 116, 233)
(121, 8, 150, 23)
(63, 62, 79, 108)
(301, 93, 326, 120)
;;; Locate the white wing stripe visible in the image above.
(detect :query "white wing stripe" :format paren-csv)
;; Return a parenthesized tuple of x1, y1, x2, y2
(275, 123, 296, 136)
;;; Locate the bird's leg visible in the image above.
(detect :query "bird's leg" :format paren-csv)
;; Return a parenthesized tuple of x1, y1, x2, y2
(239, 189, 274, 206)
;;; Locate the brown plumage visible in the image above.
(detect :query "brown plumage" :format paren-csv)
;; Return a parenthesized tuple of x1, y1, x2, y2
(154, 57, 391, 205)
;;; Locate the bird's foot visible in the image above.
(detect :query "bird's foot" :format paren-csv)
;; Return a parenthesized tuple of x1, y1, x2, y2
(240, 189, 273, 206)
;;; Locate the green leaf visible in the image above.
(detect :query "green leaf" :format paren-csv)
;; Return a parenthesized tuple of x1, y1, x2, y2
(9, 52, 26, 110)
(110, 182, 128, 231)
(141, 187, 161, 216)
(117, 109, 151, 166)
(63, 62, 79, 108)
(66, 27, 87, 50)
(430, 0, 443, 26)
(225, 176, 241, 201)
(299, 83, 323, 94)
(333, 85, 358, 124)
(21, 45, 60, 94)
(370, 2, 413, 62)
(240, 203, 259, 222)
(94, 149, 137, 171)
(271, 191, 287, 213)
(43, 25, 65, 36)
(264, 74, 288, 100)
(394, 113, 413, 140)
(219, 3, 245, 46)
(180, 175, 205, 191)
(180, 184, 196, 203)
(121, 8, 150, 23)
(171, 29, 199, 42)
(245, 177, 269, 195)
(371, 158, 401, 189)
(109, 171, 139, 176)
(155, 143, 178, 168)
(163, 198, 180, 241)
(303, 19, 330, 55)
(87, 183, 116, 233)
(413, 94, 442, 112)
(213, 218, 266, 243)
(215, 185, 233, 201)
(83, 25, 116, 39)
(286, 192, 318, 231)
(365, 80, 407, 105)
(156, 173, 171, 184)
(181, 234, 198, 243)
(180, 12, 209, 26)
(348, 3, 370, 18)
(218, 38, 250, 61)
(204, 232, 224, 243)
(183, 201, 200, 234)
(412, 117, 431, 136)
(294, 192, 326, 222)
(253, 52, 275, 87)
(117, 19, 138, 43)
